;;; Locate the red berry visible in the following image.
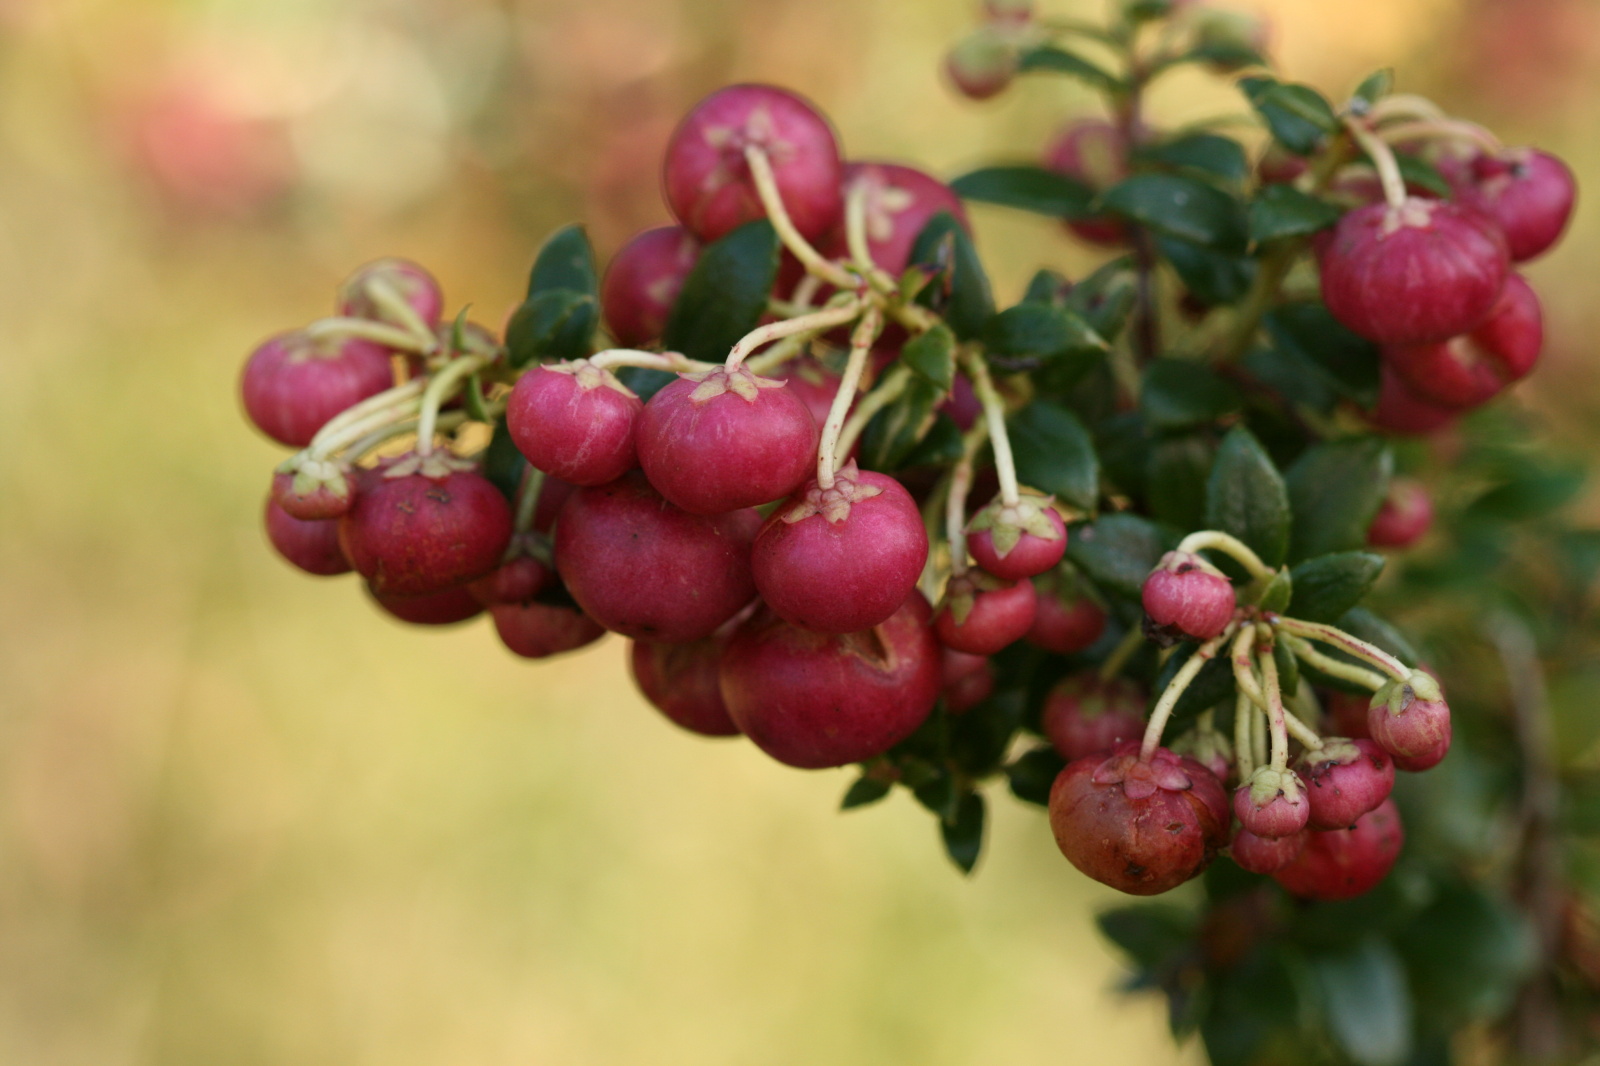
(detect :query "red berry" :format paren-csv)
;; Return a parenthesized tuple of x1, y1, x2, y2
(600, 225, 700, 347)
(1319, 197, 1509, 345)
(466, 548, 552, 606)
(1298, 738, 1395, 830)
(1233, 767, 1311, 839)
(368, 583, 483, 626)
(1040, 675, 1146, 762)
(966, 493, 1068, 581)
(339, 454, 512, 595)
(1231, 827, 1306, 875)
(719, 596, 941, 768)
(1447, 147, 1576, 263)
(1272, 798, 1404, 901)
(241, 331, 395, 448)
(553, 472, 760, 643)
(935, 573, 1037, 655)
(940, 374, 983, 432)
(1325, 688, 1373, 740)
(777, 357, 843, 432)
(630, 639, 741, 737)
(506, 363, 643, 487)
(943, 28, 1017, 101)
(1047, 742, 1230, 895)
(940, 647, 995, 714)
(264, 498, 351, 576)
(271, 458, 352, 521)
(1044, 120, 1130, 247)
(1385, 273, 1543, 410)
(662, 84, 843, 244)
(825, 162, 969, 277)
(1366, 477, 1434, 548)
(338, 257, 443, 328)
(1026, 583, 1108, 654)
(1141, 551, 1236, 642)
(1257, 145, 1308, 185)
(751, 461, 929, 634)
(1369, 363, 1459, 436)
(491, 601, 605, 659)
(530, 477, 575, 535)
(1391, 736, 1450, 773)
(1368, 670, 1452, 766)
(636, 366, 819, 514)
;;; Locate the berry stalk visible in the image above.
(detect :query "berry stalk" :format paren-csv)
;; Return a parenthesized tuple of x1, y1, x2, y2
(304, 316, 438, 355)
(416, 354, 491, 456)
(1342, 115, 1408, 209)
(725, 298, 863, 370)
(1280, 631, 1388, 691)
(1272, 616, 1410, 681)
(1140, 621, 1240, 761)
(815, 307, 883, 489)
(959, 350, 1021, 507)
(1174, 530, 1277, 583)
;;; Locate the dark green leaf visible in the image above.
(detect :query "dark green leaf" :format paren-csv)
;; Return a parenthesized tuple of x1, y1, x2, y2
(901, 324, 956, 390)
(1285, 438, 1392, 561)
(662, 219, 779, 362)
(1153, 235, 1256, 306)
(1007, 401, 1100, 512)
(482, 414, 527, 503)
(1393, 153, 1452, 198)
(1137, 133, 1250, 183)
(1258, 567, 1293, 613)
(1272, 637, 1300, 696)
(898, 412, 964, 469)
(1350, 69, 1395, 112)
(940, 792, 986, 874)
(1153, 640, 1237, 729)
(1396, 884, 1536, 1027)
(1288, 552, 1386, 623)
(950, 166, 1097, 219)
(1313, 939, 1412, 1066)
(1146, 436, 1213, 530)
(1097, 905, 1196, 971)
(1017, 45, 1122, 91)
(1096, 411, 1151, 499)
(909, 212, 995, 340)
(1140, 358, 1243, 430)
(1098, 174, 1248, 251)
(504, 290, 597, 368)
(1466, 463, 1586, 521)
(1066, 513, 1175, 600)
(860, 376, 942, 472)
(1063, 258, 1140, 342)
(525, 223, 597, 297)
(912, 767, 958, 822)
(1023, 268, 1073, 306)
(612, 366, 675, 401)
(1248, 184, 1342, 243)
(1265, 302, 1382, 405)
(1239, 75, 1340, 155)
(1241, 345, 1338, 413)
(982, 303, 1109, 370)
(841, 776, 892, 810)
(1205, 426, 1290, 567)
(1337, 607, 1419, 668)
(1183, 40, 1266, 72)
(1006, 747, 1065, 806)
(949, 691, 1027, 775)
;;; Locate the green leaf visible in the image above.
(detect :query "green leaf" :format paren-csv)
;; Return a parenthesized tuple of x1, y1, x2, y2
(1248, 184, 1342, 243)
(899, 412, 964, 469)
(1152, 640, 1237, 728)
(909, 211, 995, 340)
(1285, 438, 1392, 562)
(1063, 258, 1140, 341)
(462, 372, 493, 423)
(1018, 45, 1122, 91)
(940, 792, 986, 874)
(1146, 436, 1213, 530)
(982, 303, 1109, 375)
(612, 365, 675, 402)
(1350, 69, 1394, 111)
(504, 289, 597, 368)
(1098, 174, 1248, 252)
(662, 218, 779, 362)
(1006, 747, 1065, 806)
(1153, 235, 1256, 307)
(901, 324, 956, 390)
(1265, 302, 1382, 405)
(1258, 567, 1293, 613)
(1007, 401, 1100, 512)
(1097, 905, 1197, 971)
(1337, 607, 1419, 667)
(1396, 884, 1536, 1027)
(1066, 513, 1174, 600)
(1023, 268, 1073, 306)
(1137, 133, 1250, 183)
(950, 165, 1097, 219)
(1288, 552, 1386, 623)
(1140, 358, 1242, 431)
(1393, 153, 1452, 198)
(481, 414, 528, 504)
(525, 223, 597, 297)
(841, 776, 892, 810)
(1466, 463, 1586, 521)
(1272, 637, 1300, 696)
(859, 376, 942, 472)
(1239, 75, 1339, 155)
(1313, 939, 1413, 1066)
(1205, 426, 1290, 567)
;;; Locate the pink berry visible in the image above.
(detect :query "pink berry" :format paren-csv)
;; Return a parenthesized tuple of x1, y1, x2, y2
(466, 548, 552, 606)
(264, 498, 351, 576)
(966, 493, 1068, 581)
(1040, 675, 1146, 762)
(825, 162, 970, 277)
(1368, 670, 1452, 765)
(338, 454, 513, 596)
(368, 583, 483, 627)
(1044, 120, 1130, 247)
(1233, 767, 1311, 839)
(1385, 273, 1543, 410)
(1319, 197, 1509, 345)
(553, 472, 760, 643)
(1272, 798, 1404, 901)
(1448, 147, 1576, 263)
(1048, 742, 1230, 895)
(777, 357, 843, 432)
(1232, 827, 1306, 875)
(751, 461, 929, 634)
(1367, 478, 1434, 549)
(600, 225, 700, 347)
(719, 596, 941, 768)
(506, 363, 643, 487)
(662, 84, 844, 244)
(1026, 584, 1108, 654)
(270, 458, 352, 521)
(630, 638, 741, 737)
(1141, 551, 1236, 642)
(1325, 688, 1373, 740)
(241, 331, 396, 448)
(1369, 363, 1459, 436)
(491, 601, 605, 659)
(636, 366, 819, 514)
(941, 648, 995, 714)
(934, 573, 1037, 655)
(1298, 738, 1396, 830)
(1391, 736, 1450, 773)
(338, 257, 443, 328)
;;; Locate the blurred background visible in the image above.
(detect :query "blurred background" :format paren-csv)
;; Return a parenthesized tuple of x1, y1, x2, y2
(0, 0, 1594, 1062)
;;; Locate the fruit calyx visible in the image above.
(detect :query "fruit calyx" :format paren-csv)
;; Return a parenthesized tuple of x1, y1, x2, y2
(686, 363, 787, 404)
(779, 459, 883, 524)
(965, 489, 1063, 558)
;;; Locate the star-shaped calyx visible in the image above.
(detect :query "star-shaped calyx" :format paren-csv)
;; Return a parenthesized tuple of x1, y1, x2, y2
(966, 489, 1063, 558)
(381, 451, 477, 480)
(779, 460, 883, 525)
(686, 364, 786, 404)
(1090, 746, 1195, 801)
(553, 359, 638, 398)
(277, 453, 351, 500)
(940, 570, 1007, 627)
(1378, 197, 1438, 238)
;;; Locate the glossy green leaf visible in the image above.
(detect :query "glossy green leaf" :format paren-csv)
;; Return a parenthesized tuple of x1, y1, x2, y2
(1258, 567, 1293, 613)
(898, 412, 964, 469)
(1063, 257, 1139, 339)
(482, 414, 528, 504)
(1337, 607, 1419, 667)
(1396, 884, 1536, 1027)
(1007, 400, 1100, 512)
(901, 324, 956, 390)
(1137, 133, 1250, 183)
(1239, 75, 1340, 155)
(1288, 552, 1386, 623)
(1006, 747, 1065, 807)
(525, 223, 597, 297)
(949, 166, 1098, 219)
(1097, 905, 1196, 971)
(1017, 45, 1122, 91)
(1285, 438, 1392, 561)
(1098, 174, 1248, 252)
(1023, 268, 1073, 306)
(983, 303, 1109, 373)
(1140, 358, 1243, 430)
(1146, 435, 1213, 530)
(940, 792, 986, 874)
(1265, 302, 1382, 405)
(1152, 640, 1237, 729)
(504, 289, 597, 368)
(1248, 184, 1342, 243)
(1313, 939, 1413, 1066)
(1393, 153, 1452, 198)
(909, 211, 995, 340)
(1154, 235, 1256, 306)
(1350, 69, 1395, 112)
(662, 218, 779, 362)
(841, 776, 892, 810)
(1205, 426, 1290, 567)
(1066, 513, 1175, 600)
(859, 376, 942, 472)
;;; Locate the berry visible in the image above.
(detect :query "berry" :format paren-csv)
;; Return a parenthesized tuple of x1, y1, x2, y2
(940, 374, 983, 432)
(751, 460, 929, 634)
(1272, 798, 1404, 901)
(1366, 477, 1434, 549)
(338, 453, 513, 596)
(1318, 197, 1509, 345)
(777, 357, 843, 432)
(1369, 363, 1459, 436)
(1141, 551, 1236, 642)
(1026, 582, 1107, 654)
(934, 573, 1037, 655)
(662, 84, 844, 243)
(982, 0, 1033, 24)
(1044, 120, 1130, 246)
(636, 366, 818, 514)
(1040, 675, 1146, 762)
(1391, 736, 1450, 773)
(630, 638, 741, 737)
(1325, 688, 1373, 740)
(1190, 9, 1270, 72)
(491, 600, 606, 659)
(944, 27, 1018, 101)
(1048, 742, 1230, 895)
(1385, 272, 1543, 410)
(1231, 827, 1306, 875)
(553, 472, 760, 643)
(719, 596, 941, 768)
(466, 546, 552, 606)
(240, 330, 395, 447)
(1447, 147, 1576, 263)
(1368, 669, 1452, 766)
(271, 457, 352, 521)
(600, 225, 700, 347)
(1173, 728, 1234, 786)
(1257, 145, 1308, 185)
(368, 583, 484, 626)
(966, 492, 1067, 580)
(506, 362, 643, 487)
(941, 647, 995, 714)
(825, 162, 970, 277)
(1297, 738, 1395, 830)
(1233, 766, 1310, 839)
(264, 498, 351, 576)
(337, 258, 443, 328)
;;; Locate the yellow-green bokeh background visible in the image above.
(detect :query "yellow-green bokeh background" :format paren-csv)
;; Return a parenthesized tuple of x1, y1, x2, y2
(0, 0, 1595, 1062)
